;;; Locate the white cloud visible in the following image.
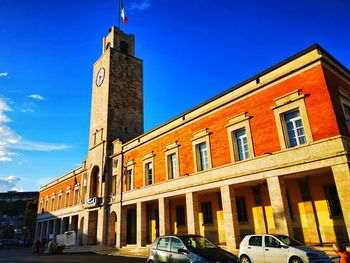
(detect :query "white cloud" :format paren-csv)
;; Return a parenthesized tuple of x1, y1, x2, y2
(28, 94, 45, 100)
(130, 0, 152, 11)
(0, 97, 70, 162)
(0, 72, 8, 77)
(12, 141, 71, 152)
(0, 176, 22, 192)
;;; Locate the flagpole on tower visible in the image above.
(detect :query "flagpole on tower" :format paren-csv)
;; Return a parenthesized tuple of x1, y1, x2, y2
(118, 0, 121, 28)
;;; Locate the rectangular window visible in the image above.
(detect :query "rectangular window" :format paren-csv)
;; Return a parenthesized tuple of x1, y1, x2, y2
(298, 178, 311, 201)
(176, 206, 185, 227)
(252, 187, 262, 206)
(265, 236, 281, 248)
(168, 153, 178, 179)
(236, 197, 248, 223)
(58, 194, 62, 210)
(324, 184, 343, 218)
(83, 174, 87, 200)
(201, 202, 213, 225)
(234, 129, 250, 160)
(65, 191, 70, 208)
(51, 197, 55, 211)
(74, 188, 79, 205)
(343, 104, 350, 131)
(197, 142, 209, 171)
(283, 110, 306, 147)
(145, 162, 153, 185)
(126, 168, 133, 191)
(45, 199, 48, 211)
(249, 236, 262, 247)
(39, 201, 43, 213)
(157, 237, 171, 251)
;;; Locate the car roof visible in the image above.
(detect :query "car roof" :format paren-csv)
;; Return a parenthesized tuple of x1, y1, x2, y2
(158, 234, 203, 238)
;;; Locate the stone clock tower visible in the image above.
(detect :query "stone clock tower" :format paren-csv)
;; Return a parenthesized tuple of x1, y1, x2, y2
(89, 26, 143, 148)
(83, 26, 143, 246)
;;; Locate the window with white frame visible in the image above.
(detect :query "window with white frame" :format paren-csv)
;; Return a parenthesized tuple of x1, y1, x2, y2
(39, 200, 43, 213)
(168, 153, 178, 179)
(83, 173, 87, 200)
(271, 90, 312, 149)
(143, 153, 155, 186)
(197, 142, 209, 171)
(145, 162, 153, 185)
(125, 162, 134, 191)
(283, 110, 306, 147)
(65, 190, 70, 208)
(165, 142, 180, 180)
(45, 198, 49, 212)
(339, 87, 350, 133)
(234, 128, 249, 160)
(192, 129, 212, 172)
(74, 187, 79, 205)
(342, 103, 350, 132)
(57, 193, 62, 210)
(226, 112, 254, 162)
(51, 195, 55, 211)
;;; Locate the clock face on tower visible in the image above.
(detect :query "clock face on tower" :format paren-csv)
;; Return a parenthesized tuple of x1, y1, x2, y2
(96, 67, 105, 87)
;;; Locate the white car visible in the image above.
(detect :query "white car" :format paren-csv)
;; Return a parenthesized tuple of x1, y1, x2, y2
(239, 234, 329, 263)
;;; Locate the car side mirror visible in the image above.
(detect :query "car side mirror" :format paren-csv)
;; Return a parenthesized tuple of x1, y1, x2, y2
(178, 248, 188, 254)
(278, 244, 288, 249)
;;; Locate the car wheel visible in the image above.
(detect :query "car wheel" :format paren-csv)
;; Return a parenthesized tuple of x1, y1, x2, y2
(240, 255, 251, 263)
(289, 256, 303, 263)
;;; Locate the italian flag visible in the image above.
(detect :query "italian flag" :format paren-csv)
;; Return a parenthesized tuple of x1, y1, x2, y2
(120, 0, 128, 24)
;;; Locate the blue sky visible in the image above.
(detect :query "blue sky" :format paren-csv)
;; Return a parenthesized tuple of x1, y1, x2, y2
(0, 0, 349, 192)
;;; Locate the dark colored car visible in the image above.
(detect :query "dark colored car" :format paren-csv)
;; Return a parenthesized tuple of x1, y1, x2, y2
(0, 239, 19, 249)
(147, 234, 238, 263)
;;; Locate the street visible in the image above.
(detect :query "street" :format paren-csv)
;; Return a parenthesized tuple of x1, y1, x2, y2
(0, 248, 146, 263)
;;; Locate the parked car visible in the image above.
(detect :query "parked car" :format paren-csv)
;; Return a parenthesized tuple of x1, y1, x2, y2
(0, 239, 19, 249)
(239, 234, 329, 263)
(147, 234, 238, 263)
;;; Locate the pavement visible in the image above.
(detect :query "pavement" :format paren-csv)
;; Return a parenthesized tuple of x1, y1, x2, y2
(0, 248, 147, 263)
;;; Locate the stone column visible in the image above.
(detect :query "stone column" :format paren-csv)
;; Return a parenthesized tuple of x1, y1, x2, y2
(186, 192, 200, 235)
(46, 220, 50, 239)
(40, 222, 44, 240)
(82, 213, 89, 246)
(34, 222, 39, 240)
(115, 202, 122, 248)
(137, 202, 146, 247)
(52, 219, 57, 234)
(60, 217, 64, 234)
(158, 197, 170, 236)
(332, 163, 350, 241)
(68, 216, 73, 231)
(220, 185, 240, 250)
(97, 208, 106, 245)
(267, 176, 293, 236)
(37, 222, 42, 240)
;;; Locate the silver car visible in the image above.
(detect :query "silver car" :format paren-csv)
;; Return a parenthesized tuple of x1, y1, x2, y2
(147, 234, 238, 263)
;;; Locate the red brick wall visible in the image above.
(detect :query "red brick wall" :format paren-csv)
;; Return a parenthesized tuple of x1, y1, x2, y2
(37, 174, 81, 213)
(124, 64, 340, 189)
(322, 65, 350, 137)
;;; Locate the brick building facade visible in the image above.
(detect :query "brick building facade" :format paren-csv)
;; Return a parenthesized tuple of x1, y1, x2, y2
(36, 27, 350, 251)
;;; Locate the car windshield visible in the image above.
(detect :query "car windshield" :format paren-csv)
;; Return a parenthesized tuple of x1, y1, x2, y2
(274, 235, 303, 246)
(180, 236, 217, 250)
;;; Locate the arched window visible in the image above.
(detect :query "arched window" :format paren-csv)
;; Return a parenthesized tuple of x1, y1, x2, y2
(106, 42, 111, 50)
(120, 41, 128, 54)
(90, 166, 100, 198)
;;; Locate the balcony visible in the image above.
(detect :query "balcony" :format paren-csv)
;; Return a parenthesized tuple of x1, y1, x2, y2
(83, 197, 103, 209)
